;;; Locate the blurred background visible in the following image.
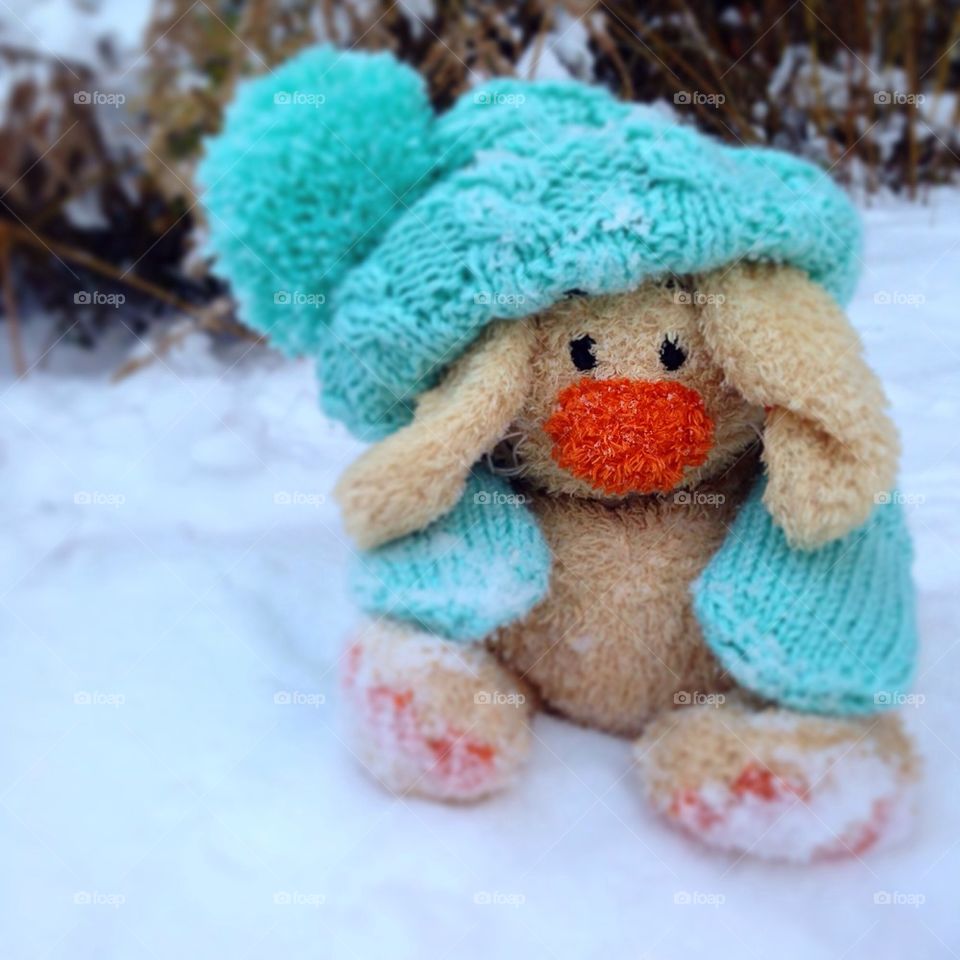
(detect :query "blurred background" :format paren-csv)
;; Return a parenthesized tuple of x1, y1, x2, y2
(2, 3, 960, 959)
(3, 0, 960, 373)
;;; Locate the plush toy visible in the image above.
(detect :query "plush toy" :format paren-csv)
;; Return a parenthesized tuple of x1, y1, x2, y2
(199, 46, 919, 862)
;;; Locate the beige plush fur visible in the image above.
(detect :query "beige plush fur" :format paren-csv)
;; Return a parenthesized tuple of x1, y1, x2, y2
(491, 451, 760, 736)
(335, 319, 535, 549)
(337, 268, 916, 856)
(699, 264, 900, 547)
(636, 696, 918, 790)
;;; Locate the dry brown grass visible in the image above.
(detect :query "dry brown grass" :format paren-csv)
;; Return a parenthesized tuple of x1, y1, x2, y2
(2, 0, 958, 362)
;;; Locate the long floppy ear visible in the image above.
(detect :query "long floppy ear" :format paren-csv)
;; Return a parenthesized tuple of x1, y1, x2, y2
(334, 320, 536, 550)
(699, 263, 899, 549)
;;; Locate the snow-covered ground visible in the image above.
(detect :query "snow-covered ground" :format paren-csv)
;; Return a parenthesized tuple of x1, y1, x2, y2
(1, 193, 959, 959)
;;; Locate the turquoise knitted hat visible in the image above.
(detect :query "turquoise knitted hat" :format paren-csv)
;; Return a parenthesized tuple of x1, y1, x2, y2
(198, 45, 861, 440)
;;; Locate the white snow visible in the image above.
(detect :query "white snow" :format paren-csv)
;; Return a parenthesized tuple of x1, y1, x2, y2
(518, 8, 593, 81)
(2, 0, 152, 66)
(2, 193, 960, 958)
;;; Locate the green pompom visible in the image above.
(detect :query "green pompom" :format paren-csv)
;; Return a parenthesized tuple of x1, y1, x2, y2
(197, 46, 436, 356)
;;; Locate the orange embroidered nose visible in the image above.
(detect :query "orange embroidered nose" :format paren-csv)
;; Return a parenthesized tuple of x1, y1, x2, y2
(544, 378, 715, 495)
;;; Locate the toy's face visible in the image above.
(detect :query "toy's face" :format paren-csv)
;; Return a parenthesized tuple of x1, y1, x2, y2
(509, 279, 764, 499)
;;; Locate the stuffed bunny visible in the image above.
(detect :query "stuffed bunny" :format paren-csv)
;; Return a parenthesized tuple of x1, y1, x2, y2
(199, 47, 919, 862)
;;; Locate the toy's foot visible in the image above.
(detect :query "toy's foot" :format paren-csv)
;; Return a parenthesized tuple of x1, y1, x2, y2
(634, 698, 919, 862)
(340, 619, 536, 802)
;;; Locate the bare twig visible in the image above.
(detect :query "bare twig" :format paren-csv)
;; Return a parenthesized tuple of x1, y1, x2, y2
(0, 226, 27, 376)
(3, 219, 204, 320)
(526, 5, 553, 79)
(111, 299, 263, 382)
(903, 0, 919, 199)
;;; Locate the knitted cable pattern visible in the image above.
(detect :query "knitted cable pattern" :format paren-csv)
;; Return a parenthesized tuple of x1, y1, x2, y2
(693, 479, 918, 714)
(350, 468, 551, 642)
(198, 46, 861, 440)
(321, 104, 862, 438)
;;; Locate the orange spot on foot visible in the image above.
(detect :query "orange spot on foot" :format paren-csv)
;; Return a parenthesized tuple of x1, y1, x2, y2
(368, 684, 414, 711)
(731, 762, 807, 802)
(816, 798, 892, 860)
(466, 741, 496, 764)
(341, 642, 363, 689)
(426, 732, 497, 776)
(352, 678, 501, 798)
(669, 787, 723, 831)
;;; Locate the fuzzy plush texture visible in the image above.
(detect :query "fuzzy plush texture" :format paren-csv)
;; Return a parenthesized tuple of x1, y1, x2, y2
(199, 46, 862, 440)
(491, 460, 757, 736)
(694, 476, 918, 715)
(543, 377, 716, 494)
(350, 468, 551, 643)
(700, 263, 900, 548)
(197, 48, 437, 358)
(341, 618, 535, 801)
(335, 321, 535, 550)
(634, 698, 919, 862)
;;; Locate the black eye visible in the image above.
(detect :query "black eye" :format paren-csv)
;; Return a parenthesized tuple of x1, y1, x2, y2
(659, 335, 687, 371)
(570, 335, 597, 371)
